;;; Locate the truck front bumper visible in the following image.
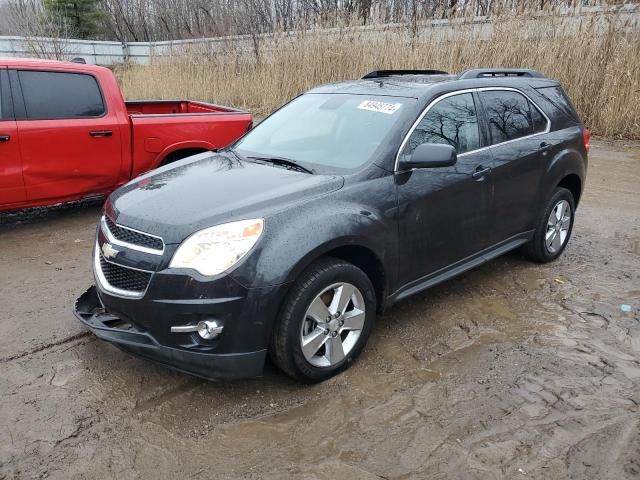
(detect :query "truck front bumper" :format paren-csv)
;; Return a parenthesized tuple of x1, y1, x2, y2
(74, 286, 269, 381)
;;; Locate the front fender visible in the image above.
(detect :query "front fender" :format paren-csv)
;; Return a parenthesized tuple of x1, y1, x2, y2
(229, 199, 396, 289)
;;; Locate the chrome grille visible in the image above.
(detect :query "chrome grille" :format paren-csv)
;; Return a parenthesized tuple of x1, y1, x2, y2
(104, 215, 164, 252)
(98, 254, 151, 294)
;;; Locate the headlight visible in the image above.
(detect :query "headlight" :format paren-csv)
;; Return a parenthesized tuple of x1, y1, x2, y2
(169, 219, 264, 276)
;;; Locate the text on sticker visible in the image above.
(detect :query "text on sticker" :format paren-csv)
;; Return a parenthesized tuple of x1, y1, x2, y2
(357, 100, 402, 115)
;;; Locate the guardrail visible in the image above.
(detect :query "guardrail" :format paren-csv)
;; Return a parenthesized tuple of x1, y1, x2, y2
(0, 4, 637, 66)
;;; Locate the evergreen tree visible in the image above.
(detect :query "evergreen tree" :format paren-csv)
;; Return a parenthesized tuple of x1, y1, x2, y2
(43, 0, 104, 39)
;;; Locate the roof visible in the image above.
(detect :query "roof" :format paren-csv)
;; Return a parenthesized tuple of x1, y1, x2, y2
(0, 57, 109, 74)
(308, 76, 457, 99)
(308, 69, 559, 100)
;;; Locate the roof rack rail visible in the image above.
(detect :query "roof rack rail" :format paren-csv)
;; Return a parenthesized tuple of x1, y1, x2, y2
(362, 69, 449, 79)
(458, 68, 545, 79)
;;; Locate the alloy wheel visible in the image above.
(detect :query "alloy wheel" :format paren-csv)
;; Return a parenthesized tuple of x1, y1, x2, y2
(300, 282, 365, 368)
(545, 199, 571, 254)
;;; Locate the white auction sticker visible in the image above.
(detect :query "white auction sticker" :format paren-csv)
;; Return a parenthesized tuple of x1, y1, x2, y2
(357, 100, 402, 115)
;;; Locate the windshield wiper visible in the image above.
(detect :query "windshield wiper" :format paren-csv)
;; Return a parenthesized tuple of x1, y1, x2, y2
(247, 155, 315, 174)
(226, 147, 246, 162)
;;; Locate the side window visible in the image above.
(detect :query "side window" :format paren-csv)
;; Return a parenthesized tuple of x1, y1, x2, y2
(480, 90, 546, 144)
(530, 103, 547, 134)
(0, 70, 13, 120)
(403, 92, 480, 156)
(535, 85, 579, 122)
(18, 70, 105, 120)
(0, 71, 7, 120)
(0, 74, 3, 120)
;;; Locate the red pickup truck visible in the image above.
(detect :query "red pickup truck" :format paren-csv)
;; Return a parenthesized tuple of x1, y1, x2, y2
(0, 58, 252, 212)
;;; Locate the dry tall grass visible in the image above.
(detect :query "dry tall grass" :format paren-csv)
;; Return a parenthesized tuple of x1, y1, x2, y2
(117, 13, 640, 139)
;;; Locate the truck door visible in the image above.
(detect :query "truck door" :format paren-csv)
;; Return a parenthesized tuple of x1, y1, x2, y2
(11, 69, 122, 202)
(0, 68, 26, 206)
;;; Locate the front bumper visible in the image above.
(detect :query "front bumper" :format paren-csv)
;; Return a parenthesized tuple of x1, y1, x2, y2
(74, 285, 275, 381)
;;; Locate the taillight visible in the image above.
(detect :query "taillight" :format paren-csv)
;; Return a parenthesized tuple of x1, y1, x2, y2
(583, 128, 590, 151)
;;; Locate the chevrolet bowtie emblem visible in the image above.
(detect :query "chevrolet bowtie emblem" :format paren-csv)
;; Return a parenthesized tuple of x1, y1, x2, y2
(102, 242, 119, 259)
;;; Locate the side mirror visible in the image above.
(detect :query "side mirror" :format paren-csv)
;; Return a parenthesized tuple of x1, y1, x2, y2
(399, 143, 457, 170)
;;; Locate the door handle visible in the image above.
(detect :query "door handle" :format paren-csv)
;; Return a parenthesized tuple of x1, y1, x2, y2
(539, 142, 552, 154)
(472, 166, 492, 180)
(0, 134, 10, 142)
(89, 130, 113, 137)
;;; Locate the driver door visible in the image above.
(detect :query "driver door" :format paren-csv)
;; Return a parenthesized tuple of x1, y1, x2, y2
(395, 91, 495, 290)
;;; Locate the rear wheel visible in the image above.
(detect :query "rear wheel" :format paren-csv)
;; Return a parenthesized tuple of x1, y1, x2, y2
(523, 187, 575, 263)
(160, 148, 207, 167)
(270, 258, 376, 383)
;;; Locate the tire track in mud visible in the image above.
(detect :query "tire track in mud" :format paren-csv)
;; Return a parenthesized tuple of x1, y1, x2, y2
(0, 331, 92, 363)
(132, 381, 203, 415)
(1, 141, 639, 479)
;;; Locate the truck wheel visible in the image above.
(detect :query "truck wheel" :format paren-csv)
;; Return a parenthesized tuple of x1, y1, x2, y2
(270, 258, 376, 383)
(523, 187, 575, 263)
(160, 148, 207, 166)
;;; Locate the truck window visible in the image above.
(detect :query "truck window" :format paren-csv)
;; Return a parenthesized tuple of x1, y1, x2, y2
(18, 70, 105, 120)
(480, 90, 547, 144)
(0, 71, 7, 119)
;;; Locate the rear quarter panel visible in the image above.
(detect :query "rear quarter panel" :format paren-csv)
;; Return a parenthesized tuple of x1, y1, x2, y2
(532, 125, 587, 225)
(524, 85, 587, 224)
(129, 113, 252, 178)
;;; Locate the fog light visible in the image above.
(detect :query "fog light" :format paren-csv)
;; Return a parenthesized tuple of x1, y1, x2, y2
(170, 320, 223, 339)
(196, 320, 223, 340)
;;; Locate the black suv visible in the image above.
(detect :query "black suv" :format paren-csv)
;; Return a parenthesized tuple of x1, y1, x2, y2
(75, 68, 589, 382)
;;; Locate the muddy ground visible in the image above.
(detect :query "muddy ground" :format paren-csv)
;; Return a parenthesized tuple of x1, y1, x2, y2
(1, 140, 639, 480)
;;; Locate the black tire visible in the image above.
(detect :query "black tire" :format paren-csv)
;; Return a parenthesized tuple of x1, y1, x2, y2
(160, 149, 207, 167)
(522, 187, 575, 263)
(270, 257, 376, 383)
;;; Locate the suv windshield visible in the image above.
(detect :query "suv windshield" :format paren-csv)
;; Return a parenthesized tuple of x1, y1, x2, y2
(234, 93, 414, 173)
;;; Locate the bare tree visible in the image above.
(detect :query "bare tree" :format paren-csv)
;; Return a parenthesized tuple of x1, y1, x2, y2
(1, 0, 74, 59)
(1, 0, 607, 42)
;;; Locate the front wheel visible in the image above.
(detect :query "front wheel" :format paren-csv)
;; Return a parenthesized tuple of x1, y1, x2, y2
(270, 258, 376, 383)
(523, 187, 576, 263)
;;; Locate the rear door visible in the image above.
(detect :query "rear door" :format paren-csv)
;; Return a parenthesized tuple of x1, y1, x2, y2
(396, 91, 495, 287)
(12, 69, 123, 202)
(477, 88, 550, 246)
(0, 68, 26, 206)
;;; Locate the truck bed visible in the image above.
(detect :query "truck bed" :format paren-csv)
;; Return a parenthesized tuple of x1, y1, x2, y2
(125, 100, 240, 116)
(127, 101, 252, 178)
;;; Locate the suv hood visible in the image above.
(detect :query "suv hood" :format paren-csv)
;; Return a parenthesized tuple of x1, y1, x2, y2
(107, 152, 344, 244)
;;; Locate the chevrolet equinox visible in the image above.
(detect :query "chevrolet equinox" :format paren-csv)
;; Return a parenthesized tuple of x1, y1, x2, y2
(75, 68, 589, 382)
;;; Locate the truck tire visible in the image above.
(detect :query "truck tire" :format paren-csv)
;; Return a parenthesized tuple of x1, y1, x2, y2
(160, 148, 207, 166)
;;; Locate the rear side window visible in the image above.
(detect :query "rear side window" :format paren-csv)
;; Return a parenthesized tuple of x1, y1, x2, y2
(535, 85, 580, 123)
(18, 70, 105, 120)
(480, 90, 547, 144)
(404, 92, 480, 155)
